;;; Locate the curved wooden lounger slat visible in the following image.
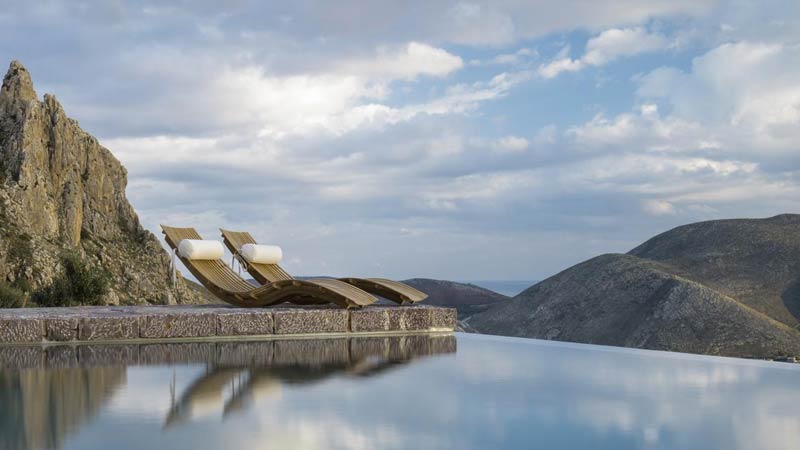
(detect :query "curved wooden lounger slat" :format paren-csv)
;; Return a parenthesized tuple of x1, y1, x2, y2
(220, 229, 428, 305)
(336, 277, 427, 305)
(162, 226, 375, 309)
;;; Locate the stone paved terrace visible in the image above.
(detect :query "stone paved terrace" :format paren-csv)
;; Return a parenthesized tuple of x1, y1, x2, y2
(0, 305, 456, 344)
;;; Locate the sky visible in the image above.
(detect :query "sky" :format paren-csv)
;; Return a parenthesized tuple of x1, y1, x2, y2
(0, 0, 798, 281)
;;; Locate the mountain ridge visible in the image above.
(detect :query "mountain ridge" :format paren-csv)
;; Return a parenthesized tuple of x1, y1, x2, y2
(467, 214, 800, 358)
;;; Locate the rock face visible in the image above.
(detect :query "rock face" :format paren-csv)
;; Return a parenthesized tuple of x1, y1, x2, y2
(0, 60, 199, 305)
(467, 215, 800, 358)
(402, 278, 508, 318)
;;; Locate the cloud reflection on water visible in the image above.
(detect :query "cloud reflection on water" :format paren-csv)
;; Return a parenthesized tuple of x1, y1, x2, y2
(1, 334, 798, 450)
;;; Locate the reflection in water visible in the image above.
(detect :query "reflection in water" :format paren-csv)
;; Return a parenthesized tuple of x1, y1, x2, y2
(0, 366, 125, 450)
(2, 333, 799, 450)
(165, 368, 247, 427)
(0, 334, 456, 449)
(163, 336, 454, 427)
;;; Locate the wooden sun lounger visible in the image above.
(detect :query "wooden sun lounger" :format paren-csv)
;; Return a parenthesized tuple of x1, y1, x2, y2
(162, 226, 376, 308)
(220, 229, 428, 305)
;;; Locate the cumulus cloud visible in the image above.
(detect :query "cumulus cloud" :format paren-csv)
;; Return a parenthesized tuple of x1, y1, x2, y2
(338, 42, 463, 80)
(539, 27, 672, 78)
(0, 0, 797, 282)
(636, 41, 800, 161)
(492, 136, 530, 153)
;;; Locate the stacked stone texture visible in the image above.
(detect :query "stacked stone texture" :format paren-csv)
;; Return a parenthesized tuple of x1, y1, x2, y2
(0, 304, 457, 343)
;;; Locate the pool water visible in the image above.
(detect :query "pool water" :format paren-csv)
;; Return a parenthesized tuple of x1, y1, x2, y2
(1, 333, 798, 450)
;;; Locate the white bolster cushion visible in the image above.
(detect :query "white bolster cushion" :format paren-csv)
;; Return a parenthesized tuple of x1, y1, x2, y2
(240, 243, 283, 264)
(178, 239, 224, 260)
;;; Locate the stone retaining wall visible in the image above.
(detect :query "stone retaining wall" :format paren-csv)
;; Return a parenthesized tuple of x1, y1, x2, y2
(0, 305, 457, 344)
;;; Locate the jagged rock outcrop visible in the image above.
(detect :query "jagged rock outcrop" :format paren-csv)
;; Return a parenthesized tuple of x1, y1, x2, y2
(467, 215, 800, 358)
(0, 60, 199, 305)
(402, 278, 508, 318)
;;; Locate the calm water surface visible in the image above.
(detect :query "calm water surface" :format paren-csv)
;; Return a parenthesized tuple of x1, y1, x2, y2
(1, 333, 799, 450)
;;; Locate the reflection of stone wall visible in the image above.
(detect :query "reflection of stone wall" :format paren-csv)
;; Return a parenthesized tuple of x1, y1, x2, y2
(0, 335, 457, 370)
(0, 335, 457, 444)
(0, 367, 126, 450)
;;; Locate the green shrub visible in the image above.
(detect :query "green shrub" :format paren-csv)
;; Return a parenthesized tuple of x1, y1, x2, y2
(33, 253, 109, 307)
(0, 282, 25, 308)
(7, 232, 32, 265)
(11, 277, 30, 294)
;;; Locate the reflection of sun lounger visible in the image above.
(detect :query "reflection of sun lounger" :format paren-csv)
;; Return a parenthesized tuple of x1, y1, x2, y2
(220, 229, 428, 304)
(223, 374, 281, 417)
(162, 226, 375, 308)
(162, 336, 457, 427)
(164, 368, 245, 428)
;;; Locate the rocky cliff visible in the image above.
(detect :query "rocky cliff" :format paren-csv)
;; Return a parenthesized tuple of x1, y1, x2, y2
(467, 215, 800, 358)
(0, 60, 198, 305)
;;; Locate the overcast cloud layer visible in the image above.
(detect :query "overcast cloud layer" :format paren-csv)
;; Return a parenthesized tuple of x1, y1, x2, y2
(1, 0, 798, 280)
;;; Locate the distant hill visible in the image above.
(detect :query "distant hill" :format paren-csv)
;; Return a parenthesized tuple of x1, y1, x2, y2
(467, 215, 800, 359)
(402, 278, 508, 318)
(628, 214, 800, 327)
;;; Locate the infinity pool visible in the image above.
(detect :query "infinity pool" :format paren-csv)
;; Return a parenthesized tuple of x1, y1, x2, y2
(1, 333, 798, 450)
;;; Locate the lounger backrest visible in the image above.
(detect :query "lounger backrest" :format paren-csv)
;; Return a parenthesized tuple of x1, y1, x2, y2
(220, 229, 293, 283)
(162, 225, 255, 293)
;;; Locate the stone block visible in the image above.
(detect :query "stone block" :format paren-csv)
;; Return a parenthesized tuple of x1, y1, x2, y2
(350, 308, 389, 332)
(429, 307, 457, 330)
(273, 309, 347, 334)
(78, 315, 139, 341)
(45, 317, 79, 341)
(139, 312, 217, 338)
(217, 311, 273, 336)
(388, 307, 430, 331)
(0, 318, 43, 343)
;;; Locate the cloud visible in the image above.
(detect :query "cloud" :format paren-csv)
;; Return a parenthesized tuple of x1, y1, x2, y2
(636, 41, 800, 161)
(338, 42, 463, 80)
(539, 27, 671, 78)
(643, 200, 677, 216)
(1, 0, 798, 283)
(492, 136, 529, 153)
(436, 0, 714, 45)
(583, 27, 671, 65)
(470, 48, 536, 66)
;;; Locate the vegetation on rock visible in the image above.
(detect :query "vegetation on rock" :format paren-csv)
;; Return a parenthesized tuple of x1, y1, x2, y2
(0, 281, 25, 308)
(33, 253, 109, 307)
